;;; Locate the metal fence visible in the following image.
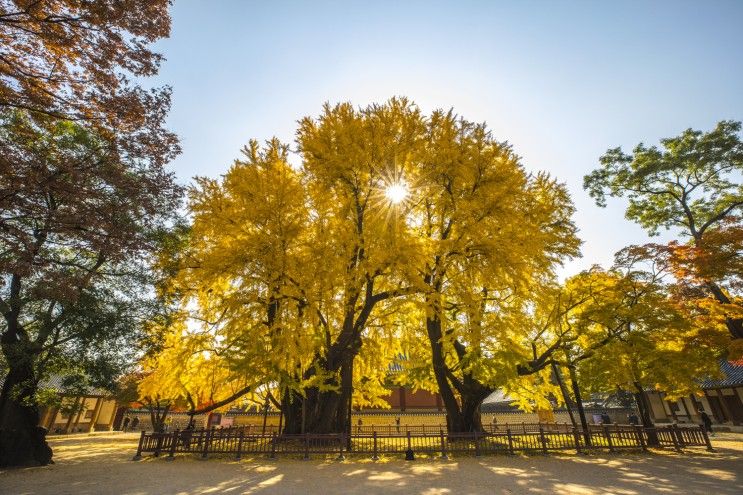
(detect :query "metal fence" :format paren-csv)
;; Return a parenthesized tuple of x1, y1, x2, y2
(122, 408, 638, 433)
(132, 423, 713, 461)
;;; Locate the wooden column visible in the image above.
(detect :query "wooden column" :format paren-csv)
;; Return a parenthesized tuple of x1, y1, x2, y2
(69, 397, 86, 433)
(105, 402, 119, 431)
(677, 397, 690, 419)
(702, 390, 719, 421)
(88, 397, 104, 433)
(38, 407, 52, 428)
(716, 389, 734, 423)
(45, 404, 61, 430)
(666, 400, 679, 422)
(63, 397, 82, 433)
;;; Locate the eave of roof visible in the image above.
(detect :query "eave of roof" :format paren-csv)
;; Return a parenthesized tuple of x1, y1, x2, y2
(699, 360, 743, 389)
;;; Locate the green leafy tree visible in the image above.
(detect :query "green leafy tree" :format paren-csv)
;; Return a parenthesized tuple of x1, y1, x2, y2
(584, 121, 743, 339)
(0, 112, 180, 466)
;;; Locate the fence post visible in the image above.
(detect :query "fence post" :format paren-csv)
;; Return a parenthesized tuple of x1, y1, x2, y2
(405, 430, 414, 461)
(699, 424, 714, 452)
(506, 428, 514, 455)
(668, 426, 682, 452)
(337, 433, 345, 461)
(572, 427, 582, 454)
(603, 425, 614, 453)
(635, 425, 647, 452)
(166, 429, 179, 461)
(539, 426, 547, 455)
(132, 430, 146, 461)
(303, 433, 310, 460)
(236, 430, 244, 461)
(439, 429, 448, 460)
(201, 427, 212, 459)
(474, 431, 481, 457)
(270, 431, 277, 459)
(674, 424, 686, 448)
(372, 431, 379, 461)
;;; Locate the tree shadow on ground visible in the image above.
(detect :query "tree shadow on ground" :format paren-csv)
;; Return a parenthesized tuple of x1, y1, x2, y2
(0, 433, 740, 494)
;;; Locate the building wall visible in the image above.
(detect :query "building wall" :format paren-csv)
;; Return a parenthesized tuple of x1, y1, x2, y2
(647, 392, 668, 420)
(384, 386, 442, 411)
(42, 396, 118, 434)
(650, 387, 743, 426)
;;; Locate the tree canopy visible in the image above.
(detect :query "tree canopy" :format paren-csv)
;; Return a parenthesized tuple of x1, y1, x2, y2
(0, 0, 178, 467)
(585, 121, 743, 342)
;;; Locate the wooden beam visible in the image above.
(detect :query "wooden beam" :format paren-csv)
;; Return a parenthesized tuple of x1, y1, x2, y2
(105, 402, 119, 431)
(716, 389, 734, 423)
(63, 397, 82, 434)
(88, 397, 104, 433)
(45, 404, 61, 430)
(69, 397, 86, 433)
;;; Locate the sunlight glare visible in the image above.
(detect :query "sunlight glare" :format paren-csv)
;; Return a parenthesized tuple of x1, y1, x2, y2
(385, 182, 409, 204)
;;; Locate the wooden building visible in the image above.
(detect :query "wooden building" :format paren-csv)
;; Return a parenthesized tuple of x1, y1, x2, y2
(647, 359, 743, 430)
(384, 386, 443, 411)
(35, 375, 120, 434)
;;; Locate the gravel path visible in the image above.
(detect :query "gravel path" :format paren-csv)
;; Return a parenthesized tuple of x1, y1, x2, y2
(1, 432, 741, 494)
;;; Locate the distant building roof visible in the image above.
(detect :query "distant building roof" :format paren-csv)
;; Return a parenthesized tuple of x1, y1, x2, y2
(0, 373, 111, 397)
(700, 360, 743, 389)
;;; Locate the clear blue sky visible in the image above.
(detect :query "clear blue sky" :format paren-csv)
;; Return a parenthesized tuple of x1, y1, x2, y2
(151, 0, 743, 277)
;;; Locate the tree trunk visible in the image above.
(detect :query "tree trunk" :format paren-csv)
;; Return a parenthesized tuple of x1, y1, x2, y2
(426, 316, 491, 433)
(633, 381, 659, 446)
(281, 358, 353, 435)
(552, 362, 578, 429)
(0, 357, 52, 466)
(283, 388, 346, 434)
(567, 365, 590, 446)
(706, 282, 743, 339)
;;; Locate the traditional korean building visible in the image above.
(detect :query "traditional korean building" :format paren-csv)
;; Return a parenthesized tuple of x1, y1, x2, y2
(374, 355, 444, 411)
(35, 375, 120, 434)
(383, 385, 443, 411)
(646, 359, 743, 430)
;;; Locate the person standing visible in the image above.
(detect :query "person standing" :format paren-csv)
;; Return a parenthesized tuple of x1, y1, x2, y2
(699, 410, 714, 436)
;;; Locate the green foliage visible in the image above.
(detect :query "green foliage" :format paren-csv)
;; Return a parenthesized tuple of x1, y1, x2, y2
(584, 120, 742, 237)
(0, 109, 182, 400)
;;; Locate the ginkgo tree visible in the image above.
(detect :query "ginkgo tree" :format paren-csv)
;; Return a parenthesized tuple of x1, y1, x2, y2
(137, 315, 261, 430)
(164, 138, 312, 423)
(284, 100, 425, 433)
(395, 111, 580, 432)
(142, 99, 735, 437)
(142, 99, 583, 434)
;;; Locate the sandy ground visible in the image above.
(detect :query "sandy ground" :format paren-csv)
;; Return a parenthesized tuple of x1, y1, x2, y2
(0, 432, 741, 495)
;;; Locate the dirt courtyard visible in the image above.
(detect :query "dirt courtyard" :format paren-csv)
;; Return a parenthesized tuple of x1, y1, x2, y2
(1, 432, 741, 495)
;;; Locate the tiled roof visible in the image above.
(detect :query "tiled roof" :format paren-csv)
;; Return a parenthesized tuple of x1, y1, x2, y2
(0, 373, 111, 397)
(699, 360, 743, 388)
